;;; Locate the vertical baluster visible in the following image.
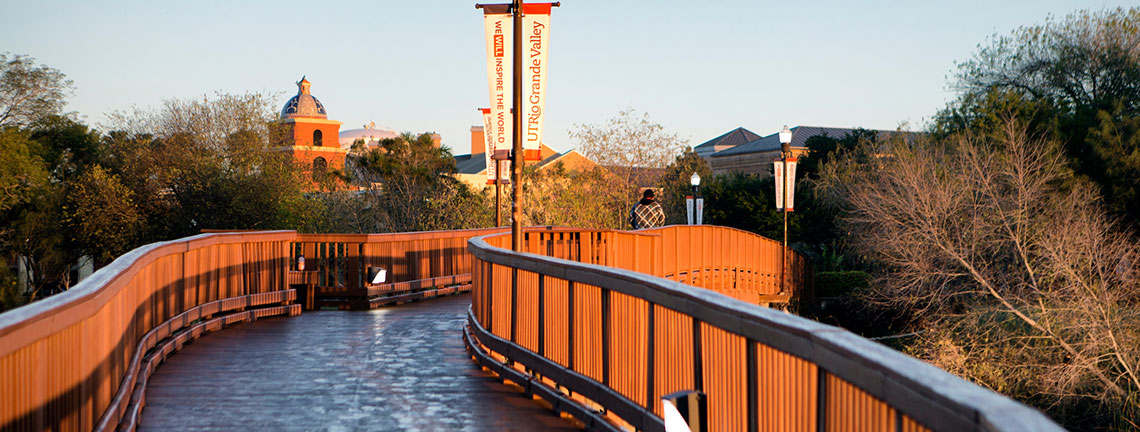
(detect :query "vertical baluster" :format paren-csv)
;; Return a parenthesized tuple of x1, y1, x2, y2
(568, 280, 575, 370)
(747, 339, 758, 432)
(486, 261, 493, 334)
(817, 368, 827, 432)
(538, 273, 545, 357)
(646, 301, 655, 413)
(693, 316, 703, 392)
(601, 287, 610, 386)
(510, 268, 518, 343)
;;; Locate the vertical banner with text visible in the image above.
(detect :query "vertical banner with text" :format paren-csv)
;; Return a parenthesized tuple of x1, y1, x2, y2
(482, 5, 513, 161)
(521, 3, 552, 161)
(481, 108, 510, 185)
(481, 108, 496, 184)
(773, 158, 798, 212)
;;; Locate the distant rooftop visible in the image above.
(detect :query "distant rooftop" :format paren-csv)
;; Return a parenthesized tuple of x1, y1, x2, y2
(694, 127, 762, 150)
(454, 153, 486, 175)
(711, 126, 894, 157)
(281, 76, 328, 119)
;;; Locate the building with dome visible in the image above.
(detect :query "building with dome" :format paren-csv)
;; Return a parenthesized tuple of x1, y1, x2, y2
(279, 76, 346, 181)
(338, 122, 400, 148)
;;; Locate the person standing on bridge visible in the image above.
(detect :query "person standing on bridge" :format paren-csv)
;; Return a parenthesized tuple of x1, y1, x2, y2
(629, 189, 665, 230)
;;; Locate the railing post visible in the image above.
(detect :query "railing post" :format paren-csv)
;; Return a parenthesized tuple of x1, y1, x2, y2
(538, 273, 545, 356)
(747, 339, 758, 432)
(601, 287, 610, 386)
(568, 281, 575, 370)
(817, 368, 827, 432)
(486, 261, 493, 333)
(646, 301, 655, 412)
(511, 268, 518, 343)
(693, 317, 703, 392)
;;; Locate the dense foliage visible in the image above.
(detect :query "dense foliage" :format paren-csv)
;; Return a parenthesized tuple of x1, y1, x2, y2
(950, 7, 1140, 224)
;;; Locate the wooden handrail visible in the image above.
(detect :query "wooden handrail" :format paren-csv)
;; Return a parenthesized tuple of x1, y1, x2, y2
(466, 226, 1061, 432)
(0, 231, 297, 431)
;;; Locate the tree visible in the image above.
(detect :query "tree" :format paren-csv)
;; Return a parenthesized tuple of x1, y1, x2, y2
(347, 132, 492, 233)
(659, 148, 712, 225)
(798, 128, 880, 179)
(821, 117, 1139, 429)
(103, 92, 323, 238)
(1087, 103, 1140, 221)
(62, 166, 142, 267)
(567, 109, 689, 229)
(0, 127, 49, 215)
(569, 109, 688, 192)
(955, 7, 1140, 115)
(519, 164, 632, 229)
(702, 173, 789, 239)
(950, 8, 1140, 223)
(0, 127, 51, 310)
(0, 54, 73, 128)
(7, 181, 69, 301)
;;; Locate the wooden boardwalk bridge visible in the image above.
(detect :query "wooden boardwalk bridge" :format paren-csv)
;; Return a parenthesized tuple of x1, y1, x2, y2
(138, 295, 575, 431)
(0, 226, 1061, 431)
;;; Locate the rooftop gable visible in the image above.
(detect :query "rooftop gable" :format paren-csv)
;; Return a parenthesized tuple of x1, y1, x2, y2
(711, 126, 893, 157)
(694, 127, 763, 150)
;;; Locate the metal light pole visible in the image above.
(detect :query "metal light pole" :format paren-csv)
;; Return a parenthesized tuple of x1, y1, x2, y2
(690, 172, 701, 225)
(778, 125, 792, 295)
(510, 0, 524, 252)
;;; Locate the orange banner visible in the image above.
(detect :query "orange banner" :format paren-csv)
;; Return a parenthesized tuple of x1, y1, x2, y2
(482, 6, 513, 162)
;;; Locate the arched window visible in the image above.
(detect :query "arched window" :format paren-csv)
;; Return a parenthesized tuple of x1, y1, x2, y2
(313, 129, 323, 146)
(312, 157, 327, 182)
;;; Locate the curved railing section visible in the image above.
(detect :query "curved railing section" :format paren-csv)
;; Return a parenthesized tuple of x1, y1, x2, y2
(643, 225, 812, 307)
(0, 231, 299, 432)
(464, 225, 1061, 432)
(292, 228, 508, 309)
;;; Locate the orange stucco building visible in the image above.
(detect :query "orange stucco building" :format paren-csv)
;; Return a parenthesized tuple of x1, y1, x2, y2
(279, 77, 346, 181)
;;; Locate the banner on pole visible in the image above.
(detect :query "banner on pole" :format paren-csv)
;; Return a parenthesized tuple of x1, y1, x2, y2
(482, 5, 513, 162)
(521, 3, 552, 161)
(686, 196, 694, 225)
(773, 158, 798, 212)
(696, 198, 704, 225)
(481, 108, 497, 185)
(786, 159, 797, 211)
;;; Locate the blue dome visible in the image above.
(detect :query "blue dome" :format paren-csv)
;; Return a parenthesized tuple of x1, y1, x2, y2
(281, 76, 328, 119)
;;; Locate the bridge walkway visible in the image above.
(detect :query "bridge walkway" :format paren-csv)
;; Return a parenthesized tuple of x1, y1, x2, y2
(138, 295, 577, 431)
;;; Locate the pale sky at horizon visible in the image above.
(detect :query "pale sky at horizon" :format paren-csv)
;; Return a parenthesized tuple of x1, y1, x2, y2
(3, 1, 1130, 154)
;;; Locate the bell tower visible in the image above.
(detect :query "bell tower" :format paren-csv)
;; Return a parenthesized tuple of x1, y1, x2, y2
(279, 76, 346, 183)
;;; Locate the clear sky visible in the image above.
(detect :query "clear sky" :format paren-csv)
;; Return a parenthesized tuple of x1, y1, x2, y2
(2, 0, 1128, 154)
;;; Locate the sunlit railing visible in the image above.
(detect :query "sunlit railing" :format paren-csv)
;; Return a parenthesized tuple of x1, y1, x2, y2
(0, 231, 299, 432)
(291, 228, 507, 308)
(465, 225, 1061, 432)
(0, 226, 509, 432)
(0, 224, 1061, 432)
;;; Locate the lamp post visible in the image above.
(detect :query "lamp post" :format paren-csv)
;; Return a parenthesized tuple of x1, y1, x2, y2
(778, 125, 792, 295)
(687, 173, 702, 225)
(510, 0, 525, 252)
(691, 172, 703, 225)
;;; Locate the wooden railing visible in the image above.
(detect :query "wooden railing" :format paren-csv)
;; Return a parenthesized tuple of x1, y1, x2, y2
(291, 228, 507, 308)
(465, 225, 1061, 432)
(0, 226, 508, 431)
(646, 225, 812, 307)
(0, 231, 299, 432)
